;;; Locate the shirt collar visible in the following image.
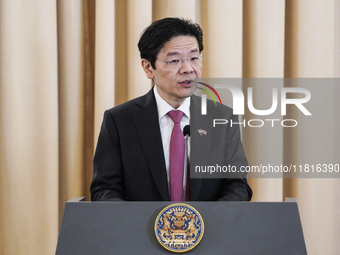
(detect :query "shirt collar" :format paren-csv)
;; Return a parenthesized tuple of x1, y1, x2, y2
(153, 86, 190, 120)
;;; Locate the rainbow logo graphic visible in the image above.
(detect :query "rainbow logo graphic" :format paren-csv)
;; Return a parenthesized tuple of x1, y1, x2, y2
(196, 82, 223, 106)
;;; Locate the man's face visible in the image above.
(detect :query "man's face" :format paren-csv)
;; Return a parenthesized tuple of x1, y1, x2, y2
(142, 36, 202, 108)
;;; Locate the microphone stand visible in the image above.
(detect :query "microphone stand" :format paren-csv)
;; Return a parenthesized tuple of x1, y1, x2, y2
(182, 125, 190, 201)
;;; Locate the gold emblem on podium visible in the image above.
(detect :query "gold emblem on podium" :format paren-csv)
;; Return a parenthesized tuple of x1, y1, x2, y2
(154, 203, 204, 253)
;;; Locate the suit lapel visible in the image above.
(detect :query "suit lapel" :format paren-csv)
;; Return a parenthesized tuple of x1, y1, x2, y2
(133, 89, 170, 201)
(189, 95, 213, 201)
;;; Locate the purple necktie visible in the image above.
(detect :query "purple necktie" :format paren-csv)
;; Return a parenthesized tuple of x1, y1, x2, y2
(168, 110, 189, 201)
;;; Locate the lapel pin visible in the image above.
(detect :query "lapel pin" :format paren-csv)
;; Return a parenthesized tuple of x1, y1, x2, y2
(197, 129, 207, 136)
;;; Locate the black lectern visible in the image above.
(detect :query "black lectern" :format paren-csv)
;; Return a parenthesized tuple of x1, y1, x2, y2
(56, 198, 306, 254)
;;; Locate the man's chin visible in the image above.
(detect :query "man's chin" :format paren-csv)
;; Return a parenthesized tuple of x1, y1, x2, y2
(179, 88, 194, 98)
(181, 93, 193, 99)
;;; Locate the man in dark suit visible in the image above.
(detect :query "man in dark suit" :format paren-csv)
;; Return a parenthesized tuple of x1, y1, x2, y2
(90, 18, 252, 201)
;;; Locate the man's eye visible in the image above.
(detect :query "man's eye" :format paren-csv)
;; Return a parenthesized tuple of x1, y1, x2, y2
(167, 59, 179, 64)
(190, 57, 199, 62)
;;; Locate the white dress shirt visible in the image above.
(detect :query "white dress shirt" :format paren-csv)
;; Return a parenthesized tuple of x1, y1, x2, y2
(153, 86, 190, 183)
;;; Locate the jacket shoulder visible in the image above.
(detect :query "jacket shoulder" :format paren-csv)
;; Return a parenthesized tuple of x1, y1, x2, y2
(106, 88, 155, 117)
(191, 94, 234, 118)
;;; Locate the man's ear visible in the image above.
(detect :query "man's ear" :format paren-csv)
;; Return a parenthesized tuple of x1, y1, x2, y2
(141, 59, 155, 79)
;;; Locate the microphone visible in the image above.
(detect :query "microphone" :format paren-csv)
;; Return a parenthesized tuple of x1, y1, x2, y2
(182, 125, 190, 201)
(183, 125, 190, 137)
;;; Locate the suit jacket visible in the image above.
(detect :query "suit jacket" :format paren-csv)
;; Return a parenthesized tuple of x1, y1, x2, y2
(90, 88, 252, 201)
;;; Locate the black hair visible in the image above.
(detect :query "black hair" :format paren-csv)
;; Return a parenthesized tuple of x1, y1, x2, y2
(138, 17, 203, 69)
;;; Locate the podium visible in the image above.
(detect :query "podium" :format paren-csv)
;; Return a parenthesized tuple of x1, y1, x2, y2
(56, 198, 306, 254)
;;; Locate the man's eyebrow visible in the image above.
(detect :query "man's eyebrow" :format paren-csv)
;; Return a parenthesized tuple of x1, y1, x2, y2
(166, 52, 181, 57)
(166, 49, 199, 56)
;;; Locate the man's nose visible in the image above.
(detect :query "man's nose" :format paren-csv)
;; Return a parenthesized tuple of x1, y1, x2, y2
(179, 59, 194, 74)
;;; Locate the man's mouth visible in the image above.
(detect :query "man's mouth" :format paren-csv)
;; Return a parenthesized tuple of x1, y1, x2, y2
(179, 80, 193, 86)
